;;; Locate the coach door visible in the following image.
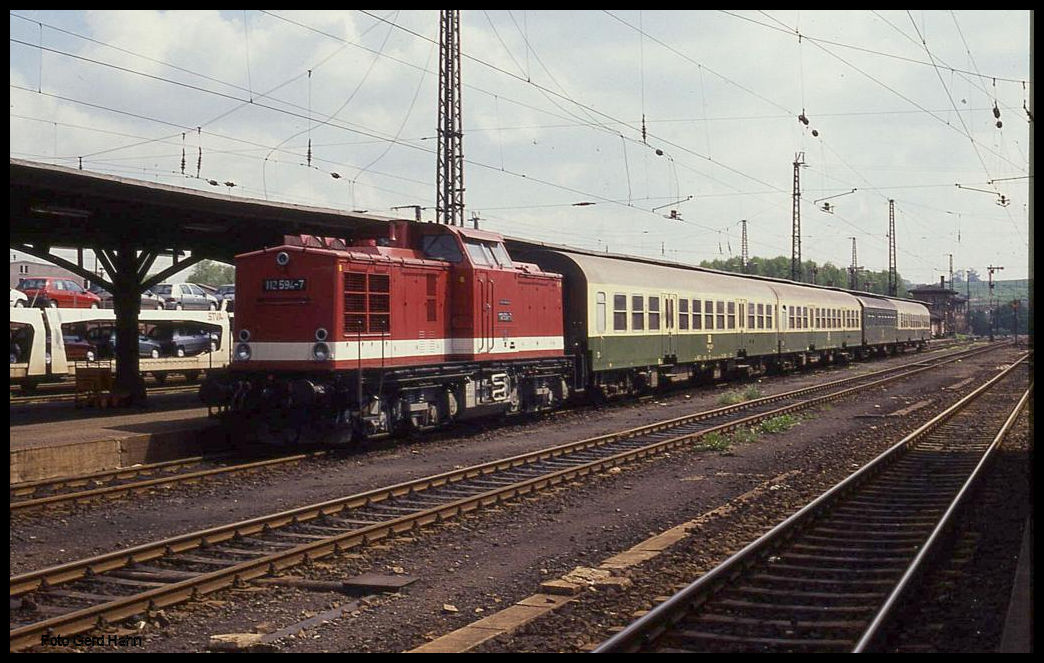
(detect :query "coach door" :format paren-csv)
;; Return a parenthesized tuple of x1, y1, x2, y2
(661, 293, 677, 361)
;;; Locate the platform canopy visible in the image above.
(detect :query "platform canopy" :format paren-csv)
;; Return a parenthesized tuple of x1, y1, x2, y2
(10, 158, 410, 406)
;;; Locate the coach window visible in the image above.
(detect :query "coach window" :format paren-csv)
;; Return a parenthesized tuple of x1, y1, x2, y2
(648, 296, 661, 331)
(595, 292, 607, 334)
(705, 300, 714, 330)
(692, 300, 702, 330)
(679, 299, 689, 330)
(632, 295, 645, 331)
(613, 294, 627, 332)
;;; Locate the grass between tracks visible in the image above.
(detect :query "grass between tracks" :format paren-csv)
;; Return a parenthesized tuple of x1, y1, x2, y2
(695, 413, 806, 452)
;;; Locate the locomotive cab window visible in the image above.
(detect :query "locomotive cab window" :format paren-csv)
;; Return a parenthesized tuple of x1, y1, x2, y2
(489, 243, 513, 268)
(464, 240, 497, 266)
(421, 234, 463, 263)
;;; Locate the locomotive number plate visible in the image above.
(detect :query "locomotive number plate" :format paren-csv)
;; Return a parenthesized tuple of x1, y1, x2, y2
(263, 278, 307, 291)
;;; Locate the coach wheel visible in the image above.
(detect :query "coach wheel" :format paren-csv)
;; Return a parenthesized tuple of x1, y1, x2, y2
(153, 372, 168, 384)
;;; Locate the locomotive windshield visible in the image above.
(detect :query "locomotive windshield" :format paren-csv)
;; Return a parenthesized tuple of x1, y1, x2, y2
(420, 234, 463, 263)
(463, 239, 513, 268)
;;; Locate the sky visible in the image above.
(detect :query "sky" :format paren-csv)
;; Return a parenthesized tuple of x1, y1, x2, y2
(9, 10, 1033, 285)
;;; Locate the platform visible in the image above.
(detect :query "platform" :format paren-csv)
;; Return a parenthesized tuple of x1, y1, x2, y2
(998, 516, 1033, 653)
(10, 391, 227, 484)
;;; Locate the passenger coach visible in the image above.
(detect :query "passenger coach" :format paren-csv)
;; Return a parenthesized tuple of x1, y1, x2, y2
(517, 247, 927, 397)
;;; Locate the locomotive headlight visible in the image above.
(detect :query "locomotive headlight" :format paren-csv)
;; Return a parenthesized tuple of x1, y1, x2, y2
(276, 251, 290, 266)
(235, 343, 252, 361)
(238, 329, 251, 342)
(315, 327, 328, 341)
(312, 342, 330, 361)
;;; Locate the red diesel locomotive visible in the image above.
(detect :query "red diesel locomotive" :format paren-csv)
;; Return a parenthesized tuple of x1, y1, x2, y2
(200, 221, 573, 441)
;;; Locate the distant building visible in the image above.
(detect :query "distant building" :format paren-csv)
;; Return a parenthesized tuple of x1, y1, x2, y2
(908, 277, 967, 337)
(10, 260, 94, 289)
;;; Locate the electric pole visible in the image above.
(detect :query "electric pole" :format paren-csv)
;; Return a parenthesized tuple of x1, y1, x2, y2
(987, 265, 1004, 341)
(741, 219, 748, 273)
(791, 153, 806, 282)
(848, 237, 861, 290)
(437, 10, 464, 226)
(887, 199, 897, 296)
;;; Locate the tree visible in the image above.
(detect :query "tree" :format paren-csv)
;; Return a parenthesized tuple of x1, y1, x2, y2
(187, 259, 235, 287)
(699, 255, 907, 295)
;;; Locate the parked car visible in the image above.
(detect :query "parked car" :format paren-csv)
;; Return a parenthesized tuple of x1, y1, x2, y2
(10, 289, 28, 307)
(215, 284, 235, 312)
(85, 327, 162, 359)
(16, 277, 101, 309)
(87, 284, 165, 310)
(146, 326, 219, 357)
(62, 335, 97, 362)
(153, 282, 219, 310)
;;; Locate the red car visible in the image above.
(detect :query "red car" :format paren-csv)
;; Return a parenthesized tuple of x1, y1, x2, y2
(62, 335, 98, 362)
(16, 277, 101, 309)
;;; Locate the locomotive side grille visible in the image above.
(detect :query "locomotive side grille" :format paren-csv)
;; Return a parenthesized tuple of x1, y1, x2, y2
(345, 315, 367, 333)
(369, 293, 390, 312)
(343, 270, 391, 335)
(370, 274, 390, 293)
(345, 273, 367, 292)
(344, 293, 366, 312)
(369, 315, 390, 333)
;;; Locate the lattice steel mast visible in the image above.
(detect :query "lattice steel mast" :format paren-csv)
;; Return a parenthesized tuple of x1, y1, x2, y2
(791, 153, 806, 281)
(437, 10, 464, 226)
(888, 199, 897, 296)
(741, 219, 749, 273)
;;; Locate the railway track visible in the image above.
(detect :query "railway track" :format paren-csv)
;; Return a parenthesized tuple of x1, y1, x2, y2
(9, 452, 325, 514)
(10, 383, 198, 406)
(8, 343, 1010, 651)
(9, 343, 997, 515)
(594, 355, 1030, 654)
